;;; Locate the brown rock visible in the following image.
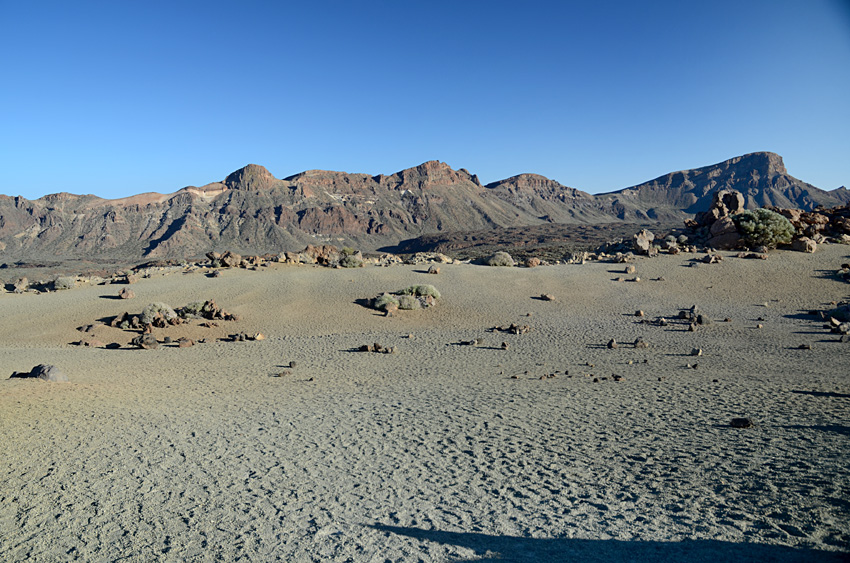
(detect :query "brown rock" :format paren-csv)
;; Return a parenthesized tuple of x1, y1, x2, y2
(792, 237, 817, 253)
(119, 288, 135, 299)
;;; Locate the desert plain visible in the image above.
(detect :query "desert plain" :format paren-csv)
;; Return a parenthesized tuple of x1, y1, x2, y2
(0, 246, 848, 562)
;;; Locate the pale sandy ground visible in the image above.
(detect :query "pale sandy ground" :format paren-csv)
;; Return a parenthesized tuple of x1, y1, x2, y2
(0, 246, 848, 562)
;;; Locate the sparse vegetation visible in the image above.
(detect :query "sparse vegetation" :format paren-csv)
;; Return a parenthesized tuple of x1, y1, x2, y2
(52, 276, 76, 290)
(339, 254, 363, 268)
(399, 284, 441, 299)
(371, 285, 441, 312)
(486, 251, 515, 267)
(140, 302, 178, 325)
(397, 294, 421, 310)
(373, 293, 400, 311)
(733, 208, 795, 248)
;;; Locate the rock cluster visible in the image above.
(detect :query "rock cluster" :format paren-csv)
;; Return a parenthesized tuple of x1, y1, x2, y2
(359, 343, 395, 354)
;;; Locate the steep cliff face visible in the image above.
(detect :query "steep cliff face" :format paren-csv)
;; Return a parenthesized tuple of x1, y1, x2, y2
(0, 153, 845, 261)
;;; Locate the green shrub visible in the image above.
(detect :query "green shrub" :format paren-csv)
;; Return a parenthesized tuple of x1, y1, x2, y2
(733, 208, 795, 248)
(397, 294, 421, 310)
(140, 302, 178, 325)
(373, 293, 399, 311)
(340, 247, 358, 256)
(487, 251, 515, 267)
(399, 284, 441, 299)
(339, 254, 363, 268)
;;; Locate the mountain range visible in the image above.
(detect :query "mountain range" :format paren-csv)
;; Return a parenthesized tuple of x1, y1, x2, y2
(0, 152, 846, 261)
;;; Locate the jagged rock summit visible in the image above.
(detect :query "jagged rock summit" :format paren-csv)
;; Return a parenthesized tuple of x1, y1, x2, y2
(0, 152, 846, 261)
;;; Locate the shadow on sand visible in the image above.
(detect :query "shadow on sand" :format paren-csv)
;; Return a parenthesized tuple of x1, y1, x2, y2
(368, 524, 848, 563)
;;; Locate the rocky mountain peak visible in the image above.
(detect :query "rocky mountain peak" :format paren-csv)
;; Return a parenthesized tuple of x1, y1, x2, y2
(225, 164, 277, 191)
(730, 151, 787, 176)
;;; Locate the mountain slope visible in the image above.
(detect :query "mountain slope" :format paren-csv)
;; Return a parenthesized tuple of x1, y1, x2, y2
(595, 152, 849, 221)
(0, 153, 846, 261)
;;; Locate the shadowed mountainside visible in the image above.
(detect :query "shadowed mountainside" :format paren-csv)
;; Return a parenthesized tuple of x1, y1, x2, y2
(0, 152, 845, 261)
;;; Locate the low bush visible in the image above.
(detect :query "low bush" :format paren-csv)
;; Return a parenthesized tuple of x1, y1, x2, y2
(733, 208, 795, 248)
(399, 284, 441, 299)
(52, 276, 76, 290)
(339, 254, 363, 268)
(140, 302, 178, 325)
(487, 251, 515, 267)
(397, 294, 421, 310)
(373, 293, 400, 311)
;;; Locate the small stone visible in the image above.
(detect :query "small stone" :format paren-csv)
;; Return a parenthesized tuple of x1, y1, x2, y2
(633, 338, 649, 349)
(632, 277, 641, 283)
(625, 265, 636, 274)
(119, 288, 135, 299)
(659, 318, 668, 326)
(501, 342, 509, 350)
(510, 375, 519, 379)
(635, 310, 644, 317)
(756, 324, 763, 329)
(252, 332, 266, 341)
(798, 343, 811, 350)
(730, 417, 753, 428)
(427, 265, 440, 274)
(696, 314, 712, 325)
(688, 323, 697, 332)
(592, 377, 600, 383)
(607, 339, 618, 349)
(541, 294, 556, 301)
(163, 336, 172, 344)
(724, 318, 732, 322)
(178, 339, 195, 348)
(691, 348, 703, 356)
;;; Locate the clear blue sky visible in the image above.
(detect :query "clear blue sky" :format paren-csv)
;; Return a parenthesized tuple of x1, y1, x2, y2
(2, 0, 849, 199)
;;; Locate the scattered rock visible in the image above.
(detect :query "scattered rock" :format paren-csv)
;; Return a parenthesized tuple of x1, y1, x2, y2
(427, 265, 440, 275)
(624, 265, 637, 274)
(691, 348, 703, 356)
(119, 288, 135, 299)
(607, 339, 618, 349)
(798, 343, 812, 350)
(10, 364, 68, 382)
(131, 333, 159, 350)
(635, 310, 644, 317)
(359, 343, 395, 354)
(525, 257, 542, 268)
(792, 237, 817, 253)
(177, 338, 195, 348)
(501, 341, 509, 350)
(540, 294, 556, 301)
(730, 417, 754, 428)
(633, 337, 649, 349)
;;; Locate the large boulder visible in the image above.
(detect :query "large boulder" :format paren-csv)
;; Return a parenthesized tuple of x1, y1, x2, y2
(706, 216, 742, 249)
(220, 251, 243, 268)
(633, 229, 655, 255)
(695, 189, 745, 228)
(792, 237, 817, 253)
